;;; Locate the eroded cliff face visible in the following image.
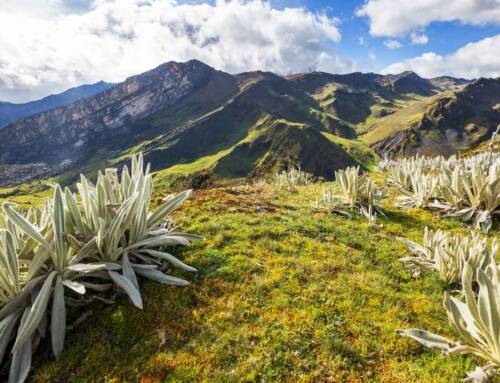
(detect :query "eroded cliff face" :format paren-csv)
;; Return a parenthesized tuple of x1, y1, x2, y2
(373, 78, 500, 158)
(0, 60, 223, 167)
(0, 81, 112, 128)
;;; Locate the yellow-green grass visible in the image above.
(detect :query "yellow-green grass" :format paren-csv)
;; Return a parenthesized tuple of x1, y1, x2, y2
(360, 94, 447, 145)
(0, 181, 53, 207)
(31, 177, 499, 382)
(154, 148, 233, 179)
(312, 83, 339, 105)
(153, 116, 301, 187)
(322, 133, 380, 170)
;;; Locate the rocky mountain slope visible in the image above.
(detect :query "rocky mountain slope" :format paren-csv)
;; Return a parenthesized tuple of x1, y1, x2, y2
(372, 78, 500, 157)
(0, 81, 112, 128)
(0, 59, 497, 188)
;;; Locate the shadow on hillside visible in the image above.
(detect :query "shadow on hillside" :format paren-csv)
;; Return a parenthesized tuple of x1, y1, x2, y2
(29, 245, 232, 382)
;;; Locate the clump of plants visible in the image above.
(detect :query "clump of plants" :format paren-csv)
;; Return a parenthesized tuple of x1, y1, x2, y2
(381, 152, 500, 232)
(315, 166, 386, 225)
(432, 158, 500, 232)
(398, 228, 497, 285)
(396, 171, 439, 209)
(273, 166, 315, 192)
(0, 153, 200, 383)
(398, 259, 500, 382)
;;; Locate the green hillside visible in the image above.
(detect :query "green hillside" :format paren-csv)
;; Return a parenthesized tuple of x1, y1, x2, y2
(4, 60, 497, 189)
(359, 94, 444, 145)
(24, 171, 498, 383)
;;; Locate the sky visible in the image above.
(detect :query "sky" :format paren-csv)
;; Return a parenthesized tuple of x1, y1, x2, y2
(0, 0, 499, 102)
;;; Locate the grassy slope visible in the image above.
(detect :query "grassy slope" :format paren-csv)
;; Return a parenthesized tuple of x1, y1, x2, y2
(151, 115, 274, 187)
(321, 133, 379, 170)
(30, 177, 499, 383)
(359, 94, 445, 145)
(0, 181, 53, 207)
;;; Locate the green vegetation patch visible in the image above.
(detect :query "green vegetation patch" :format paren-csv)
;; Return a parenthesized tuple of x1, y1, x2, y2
(322, 133, 380, 170)
(359, 94, 445, 145)
(0, 181, 53, 207)
(31, 180, 498, 382)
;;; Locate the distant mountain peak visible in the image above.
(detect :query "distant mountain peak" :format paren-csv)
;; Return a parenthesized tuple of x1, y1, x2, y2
(0, 81, 113, 128)
(381, 71, 435, 96)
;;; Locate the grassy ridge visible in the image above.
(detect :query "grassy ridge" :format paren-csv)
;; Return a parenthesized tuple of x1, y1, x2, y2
(359, 94, 445, 145)
(30, 179, 498, 382)
(0, 181, 53, 207)
(321, 133, 379, 170)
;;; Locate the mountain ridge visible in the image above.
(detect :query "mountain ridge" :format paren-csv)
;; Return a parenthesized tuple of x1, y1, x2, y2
(372, 77, 500, 157)
(0, 59, 497, 188)
(0, 81, 112, 128)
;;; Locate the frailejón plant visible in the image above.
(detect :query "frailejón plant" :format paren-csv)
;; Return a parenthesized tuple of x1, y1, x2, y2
(0, 152, 200, 383)
(273, 166, 315, 192)
(398, 228, 497, 285)
(316, 166, 387, 223)
(398, 259, 500, 381)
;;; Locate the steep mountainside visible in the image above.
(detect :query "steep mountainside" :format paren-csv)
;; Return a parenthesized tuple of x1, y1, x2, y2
(430, 76, 470, 91)
(372, 78, 500, 157)
(0, 60, 238, 183)
(380, 71, 435, 96)
(0, 81, 112, 127)
(0, 61, 359, 186)
(0, 60, 495, 187)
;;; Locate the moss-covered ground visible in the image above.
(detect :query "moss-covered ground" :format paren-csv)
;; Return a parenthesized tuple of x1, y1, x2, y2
(29, 176, 499, 383)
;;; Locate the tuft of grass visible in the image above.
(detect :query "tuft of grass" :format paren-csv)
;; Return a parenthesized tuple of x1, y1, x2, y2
(30, 178, 499, 383)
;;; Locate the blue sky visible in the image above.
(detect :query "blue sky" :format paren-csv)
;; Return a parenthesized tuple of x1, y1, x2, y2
(178, 0, 500, 73)
(272, 0, 500, 73)
(0, 0, 499, 102)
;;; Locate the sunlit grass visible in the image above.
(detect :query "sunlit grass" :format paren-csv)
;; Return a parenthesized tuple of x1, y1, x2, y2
(30, 178, 499, 382)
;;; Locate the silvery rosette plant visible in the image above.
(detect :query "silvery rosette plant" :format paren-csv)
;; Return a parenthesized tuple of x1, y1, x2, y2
(273, 166, 315, 193)
(1, 187, 102, 383)
(0, 152, 200, 383)
(66, 153, 202, 308)
(398, 228, 497, 285)
(451, 161, 500, 232)
(396, 172, 438, 209)
(382, 151, 500, 232)
(315, 166, 386, 224)
(398, 259, 500, 382)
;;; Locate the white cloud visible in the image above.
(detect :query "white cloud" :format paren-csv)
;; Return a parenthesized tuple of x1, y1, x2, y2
(410, 32, 428, 45)
(383, 34, 500, 78)
(0, 0, 351, 103)
(0, 0, 91, 18)
(357, 0, 500, 37)
(384, 40, 402, 49)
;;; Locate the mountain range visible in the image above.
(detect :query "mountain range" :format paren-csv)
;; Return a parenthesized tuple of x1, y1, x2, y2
(0, 59, 498, 188)
(0, 81, 112, 128)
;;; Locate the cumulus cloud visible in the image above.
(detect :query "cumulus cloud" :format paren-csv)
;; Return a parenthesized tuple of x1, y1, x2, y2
(357, 0, 500, 37)
(410, 32, 428, 45)
(0, 0, 352, 103)
(382, 34, 500, 78)
(384, 40, 402, 49)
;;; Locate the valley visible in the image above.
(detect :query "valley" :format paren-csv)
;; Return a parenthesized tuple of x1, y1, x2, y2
(0, 60, 498, 195)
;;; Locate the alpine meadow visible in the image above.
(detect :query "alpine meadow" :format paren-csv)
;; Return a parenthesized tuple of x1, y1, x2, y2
(0, 1, 500, 382)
